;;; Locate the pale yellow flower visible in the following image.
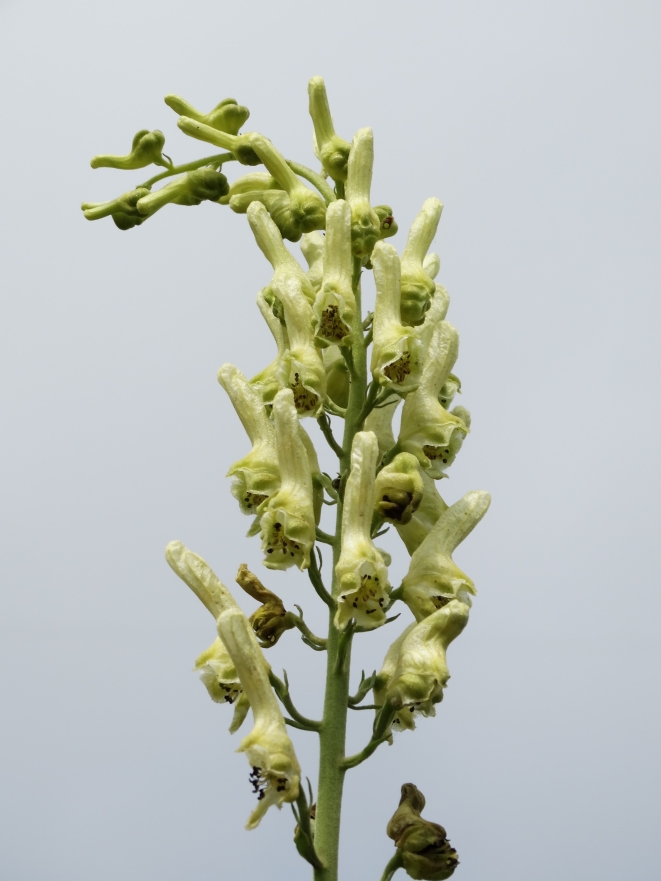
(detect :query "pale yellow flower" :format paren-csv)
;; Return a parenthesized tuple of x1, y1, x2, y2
(249, 289, 290, 409)
(312, 200, 356, 347)
(400, 198, 443, 326)
(308, 76, 351, 182)
(345, 128, 382, 259)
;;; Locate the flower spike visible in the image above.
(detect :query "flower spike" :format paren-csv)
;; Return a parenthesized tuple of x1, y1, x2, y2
(260, 389, 316, 570)
(335, 432, 390, 629)
(401, 490, 491, 620)
(345, 128, 382, 259)
(312, 200, 356, 347)
(400, 198, 443, 326)
(398, 321, 468, 477)
(308, 76, 351, 182)
(217, 364, 281, 518)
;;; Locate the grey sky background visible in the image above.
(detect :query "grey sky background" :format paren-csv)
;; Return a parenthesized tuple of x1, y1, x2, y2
(1, 1, 660, 879)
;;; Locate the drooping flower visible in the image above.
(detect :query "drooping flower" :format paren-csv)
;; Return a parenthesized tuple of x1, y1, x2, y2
(387, 784, 460, 880)
(345, 128, 382, 260)
(260, 389, 316, 570)
(249, 288, 290, 409)
(373, 623, 417, 737)
(400, 198, 443, 326)
(164, 94, 250, 135)
(217, 363, 280, 519)
(307, 76, 351, 182)
(247, 201, 316, 308)
(335, 432, 390, 629)
(401, 491, 491, 620)
(386, 600, 470, 717)
(312, 200, 356, 347)
(89, 129, 168, 170)
(374, 452, 424, 524)
(398, 321, 468, 478)
(250, 133, 327, 234)
(275, 277, 327, 418)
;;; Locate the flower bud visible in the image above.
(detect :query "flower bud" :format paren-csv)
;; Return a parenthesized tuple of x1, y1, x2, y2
(250, 133, 327, 234)
(236, 564, 294, 647)
(81, 186, 152, 230)
(260, 389, 316, 570)
(90, 129, 167, 170)
(335, 432, 391, 629)
(375, 204, 399, 241)
(308, 76, 351, 182)
(312, 200, 356, 347)
(401, 491, 491, 619)
(231, 189, 303, 242)
(324, 345, 351, 409)
(387, 600, 469, 715)
(300, 231, 325, 292)
(164, 94, 250, 135)
(387, 783, 460, 880)
(218, 171, 281, 205)
(374, 453, 424, 524)
(136, 167, 229, 215)
(177, 115, 260, 165)
(400, 199, 442, 326)
(398, 322, 468, 478)
(217, 364, 281, 519)
(345, 128, 382, 259)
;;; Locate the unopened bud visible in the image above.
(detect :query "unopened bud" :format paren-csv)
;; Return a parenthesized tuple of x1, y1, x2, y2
(90, 129, 167, 170)
(164, 95, 250, 135)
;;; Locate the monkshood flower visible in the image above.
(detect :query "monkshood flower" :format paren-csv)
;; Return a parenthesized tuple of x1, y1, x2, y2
(399, 321, 468, 477)
(373, 623, 416, 736)
(396, 469, 448, 555)
(345, 127, 382, 259)
(312, 200, 356, 347)
(275, 276, 327, 417)
(387, 784, 460, 880)
(218, 604, 302, 829)
(247, 201, 316, 308)
(177, 115, 261, 165)
(89, 129, 167, 170)
(371, 241, 424, 393)
(249, 288, 290, 408)
(364, 395, 400, 459)
(374, 452, 424, 525)
(300, 231, 325, 292)
(308, 76, 351, 182)
(165, 541, 301, 828)
(217, 364, 280, 517)
(400, 198, 443, 326)
(164, 94, 250, 135)
(231, 189, 303, 242)
(335, 432, 390, 629)
(250, 133, 327, 234)
(386, 600, 470, 717)
(324, 345, 350, 409)
(136, 167, 230, 214)
(401, 491, 491, 620)
(81, 187, 152, 230)
(260, 389, 316, 570)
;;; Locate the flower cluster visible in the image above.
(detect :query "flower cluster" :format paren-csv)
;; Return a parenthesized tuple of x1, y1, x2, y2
(84, 76, 491, 876)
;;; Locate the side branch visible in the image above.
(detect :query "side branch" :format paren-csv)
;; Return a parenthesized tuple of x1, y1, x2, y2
(287, 160, 336, 204)
(308, 550, 335, 609)
(269, 670, 322, 732)
(318, 414, 345, 458)
(341, 702, 396, 769)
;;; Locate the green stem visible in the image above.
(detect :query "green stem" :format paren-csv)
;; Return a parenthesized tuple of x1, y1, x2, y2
(139, 152, 235, 189)
(287, 160, 336, 204)
(269, 670, 322, 732)
(380, 850, 404, 881)
(313, 258, 367, 881)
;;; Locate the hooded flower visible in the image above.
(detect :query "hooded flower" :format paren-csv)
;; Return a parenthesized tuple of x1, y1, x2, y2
(387, 784, 460, 880)
(89, 129, 168, 170)
(260, 389, 316, 570)
(247, 201, 317, 308)
(217, 364, 281, 518)
(135, 167, 229, 214)
(312, 200, 356, 347)
(218, 605, 301, 829)
(345, 128, 382, 260)
(275, 276, 327, 418)
(396, 469, 449, 555)
(400, 198, 443, 326)
(164, 94, 250, 135)
(386, 600, 470, 717)
(335, 432, 390, 629)
(373, 623, 417, 737)
(401, 491, 491, 620)
(249, 288, 290, 409)
(308, 76, 351, 182)
(176, 115, 261, 165)
(374, 453, 424, 524)
(165, 541, 301, 828)
(250, 133, 327, 234)
(370, 241, 424, 393)
(300, 231, 325, 292)
(398, 322, 468, 478)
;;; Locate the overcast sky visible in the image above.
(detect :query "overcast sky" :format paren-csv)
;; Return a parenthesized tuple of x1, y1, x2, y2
(1, 1, 660, 879)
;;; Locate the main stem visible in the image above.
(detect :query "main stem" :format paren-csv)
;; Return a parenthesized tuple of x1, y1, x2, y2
(313, 261, 367, 881)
